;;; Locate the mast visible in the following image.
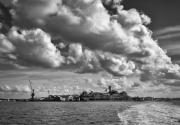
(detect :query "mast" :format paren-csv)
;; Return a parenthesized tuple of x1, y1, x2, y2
(29, 80, 35, 101)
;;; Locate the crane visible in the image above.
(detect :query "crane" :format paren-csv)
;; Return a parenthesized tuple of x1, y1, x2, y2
(48, 90, 50, 96)
(29, 80, 35, 101)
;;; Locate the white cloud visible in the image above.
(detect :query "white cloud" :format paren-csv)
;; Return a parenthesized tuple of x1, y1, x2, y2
(67, 43, 83, 64)
(7, 27, 64, 67)
(98, 52, 135, 76)
(0, 34, 15, 53)
(97, 77, 135, 91)
(0, 0, 179, 95)
(10, 0, 175, 70)
(0, 84, 31, 93)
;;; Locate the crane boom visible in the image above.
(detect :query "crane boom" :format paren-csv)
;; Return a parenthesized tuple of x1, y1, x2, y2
(29, 80, 33, 91)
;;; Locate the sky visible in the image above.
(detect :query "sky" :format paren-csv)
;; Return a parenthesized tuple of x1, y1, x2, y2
(0, 0, 180, 99)
(123, 0, 180, 30)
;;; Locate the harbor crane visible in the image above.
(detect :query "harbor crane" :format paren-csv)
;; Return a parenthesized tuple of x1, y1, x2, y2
(29, 80, 35, 101)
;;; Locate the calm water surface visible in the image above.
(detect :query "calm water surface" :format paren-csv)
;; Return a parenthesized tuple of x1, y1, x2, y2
(0, 101, 179, 125)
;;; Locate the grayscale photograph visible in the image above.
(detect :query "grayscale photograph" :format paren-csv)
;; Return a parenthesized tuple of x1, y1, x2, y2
(0, 0, 180, 125)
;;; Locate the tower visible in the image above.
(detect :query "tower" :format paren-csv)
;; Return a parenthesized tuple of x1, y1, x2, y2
(108, 86, 112, 93)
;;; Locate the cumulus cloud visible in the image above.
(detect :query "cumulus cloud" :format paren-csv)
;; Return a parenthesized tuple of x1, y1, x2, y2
(97, 77, 136, 91)
(11, 0, 150, 55)
(78, 49, 102, 73)
(98, 52, 136, 76)
(36, 84, 83, 95)
(0, 27, 65, 68)
(0, 34, 15, 53)
(62, 44, 136, 76)
(9, 0, 176, 67)
(0, 0, 179, 93)
(67, 43, 83, 64)
(7, 28, 64, 67)
(0, 84, 31, 93)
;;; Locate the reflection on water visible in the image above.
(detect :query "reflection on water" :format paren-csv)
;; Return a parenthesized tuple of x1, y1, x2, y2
(0, 101, 179, 125)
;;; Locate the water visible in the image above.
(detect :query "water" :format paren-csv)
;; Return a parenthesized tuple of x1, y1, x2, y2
(0, 101, 179, 125)
(118, 102, 180, 125)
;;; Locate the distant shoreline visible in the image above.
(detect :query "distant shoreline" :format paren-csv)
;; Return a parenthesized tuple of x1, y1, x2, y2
(0, 99, 179, 103)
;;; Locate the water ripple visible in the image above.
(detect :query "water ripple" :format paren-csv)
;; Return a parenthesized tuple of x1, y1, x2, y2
(118, 102, 180, 125)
